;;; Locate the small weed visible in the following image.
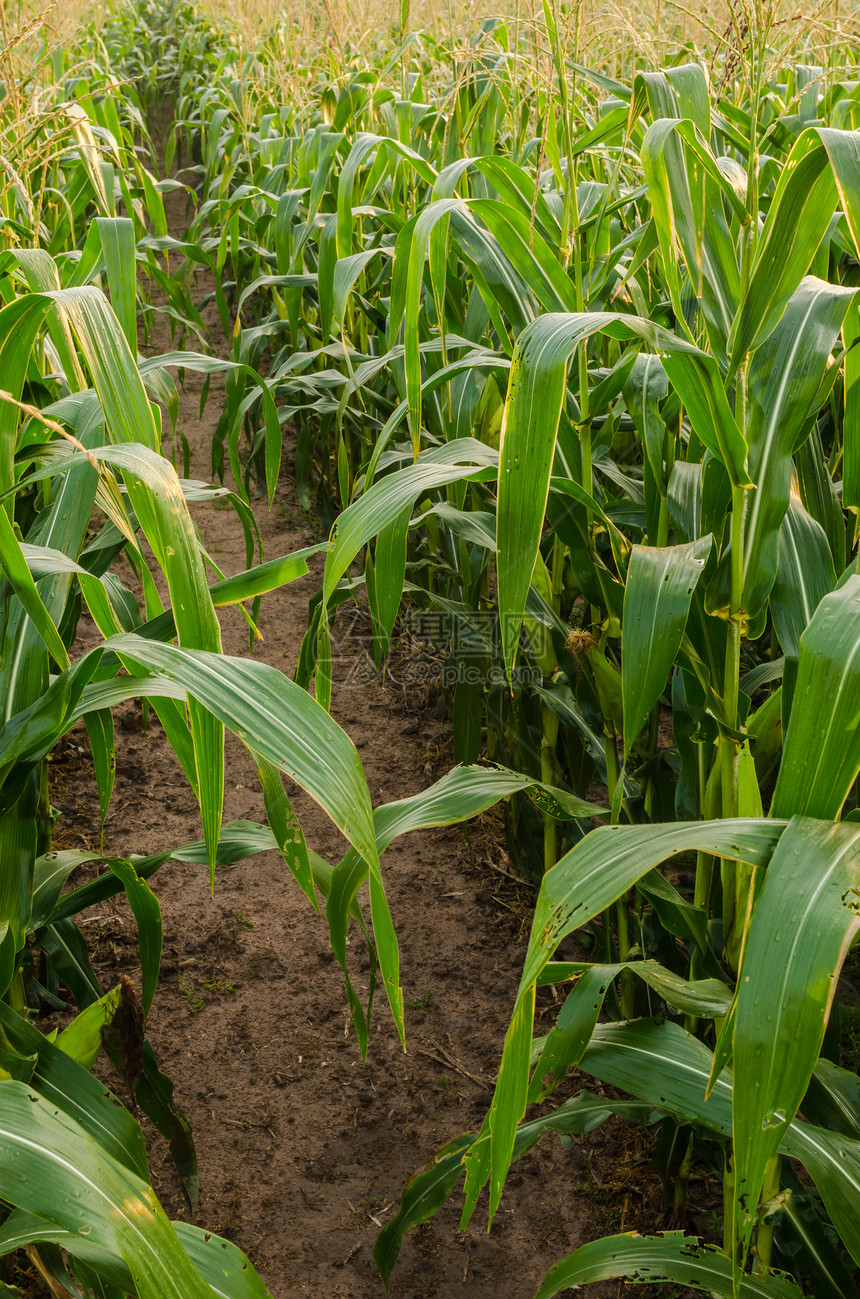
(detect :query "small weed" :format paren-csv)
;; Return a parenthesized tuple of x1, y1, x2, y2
(406, 990, 433, 1009)
(279, 498, 325, 535)
(179, 975, 237, 1014)
(232, 909, 257, 930)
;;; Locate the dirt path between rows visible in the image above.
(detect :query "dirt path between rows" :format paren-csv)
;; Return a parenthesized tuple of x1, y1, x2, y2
(47, 123, 672, 1299)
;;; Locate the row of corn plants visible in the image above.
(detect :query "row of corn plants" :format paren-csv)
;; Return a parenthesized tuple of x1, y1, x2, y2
(0, 5, 597, 1291)
(139, 0, 860, 1294)
(0, 6, 362, 1292)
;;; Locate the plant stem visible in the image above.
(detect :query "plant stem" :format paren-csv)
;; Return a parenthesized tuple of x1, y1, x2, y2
(673, 1133, 693, 1223)
(721, 479, 747, 819)
(541, 703, 560, 874)
(36, 760, 52, 857)
(604, 731, 634, 1015)
(604, 727, 619, 810)
(721, 359, 750, 961)
(616, 892, 635, 1018)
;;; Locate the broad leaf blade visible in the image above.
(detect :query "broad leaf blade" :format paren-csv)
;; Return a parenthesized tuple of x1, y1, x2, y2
(0, 1081, 212, 1299)
(535, 1232, 801, 1298)
(772, 577, 860, 819)
(622, 537, 710, 755)
(738, 279, 854, 621)
(470, 819, 786, 1226)
(732, 817, 860, 1274)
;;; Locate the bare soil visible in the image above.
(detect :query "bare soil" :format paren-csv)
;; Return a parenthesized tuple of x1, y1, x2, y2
(44, 128, 698, 1299)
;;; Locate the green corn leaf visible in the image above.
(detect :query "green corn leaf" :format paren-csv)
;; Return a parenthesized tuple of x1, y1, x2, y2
(537, 959, 733, 1017)
(55, 985, 123, 1070)
(105, 861, 162, 1017)
(804, 1057, 860, 1142)
(173, 1222, 273, 1299)
(48, 286, 159, 451)
(528, 966, 620, 1103)
(39, 918, 104, 1009)
(795, 424, 845, 572)
(323, 440, 497, 604)
(396, 198, 462, 449)
(0, 508, 70, 670)
(732, 817, 860, 1277)
(329, 248, 381, 345)
(621, 537, 710, 756)
(790, 1126, 860, 1270)
(622, 353, 668, 490)
(632, 63, 710, 131)
(769, 495, 835, 659)
(467, 198, 579, 313)
(0, 294, 54, 505)
(0, 1209, 132, 1292)
(496, 311, 748, 677)
(0, 654, 100, 782)
(377, 1090, 655, 1290)
(326, 761, 604, 1053)
(102, 633, 379, 871)
(774, 1173, 858, 1299)
(83, 442, 222, 847)
(737, 278, 854, 622)
(336, 132, 435, 259)
(578, 1019, 860, 1268)
(0, 777, 38, 963)
(83, 709, 116, 833)
(534, 1233, 802, 1299)
(133, 1042, 199, 1210)
(367, 506, 411, 665)
(11, 248, 88, 392)
(43, 822, 349, 926)
(33, 851, 114, 931)
(468, 819, 786, 1226)
(374, 1135, 473, 1290)
(91, 544, 324, 647)
(842, 300, 860, 509)
(0, 1081, 212, 1298)
(96, 218, 137, 353)
(31, 290, 226, 867)
(525, 820, 784, 991)
(371, 762, 604, 847)
(772, 576, 860, 819)
(250, 750, 317, 912)
(210, 545, 324, 603)
(137, 350, 281, 502)
(729, 127, 860, 363)
(641, 116, 743, 359)
(465, 155, 562, 244)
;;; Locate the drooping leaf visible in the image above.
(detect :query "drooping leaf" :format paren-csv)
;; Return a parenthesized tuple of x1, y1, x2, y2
(534, 1232, 802, 1299)
(468, 819, 786, 1225)
(172, 1222, 273, 1299)
(0, 1081, 212, 1299)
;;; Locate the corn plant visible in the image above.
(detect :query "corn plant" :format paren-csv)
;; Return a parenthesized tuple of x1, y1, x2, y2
(0, 13, 621, 1292)
(359, 44, 860, 1299)
(80, 1, 860, 1294)
(0, 11, 382, 1285)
